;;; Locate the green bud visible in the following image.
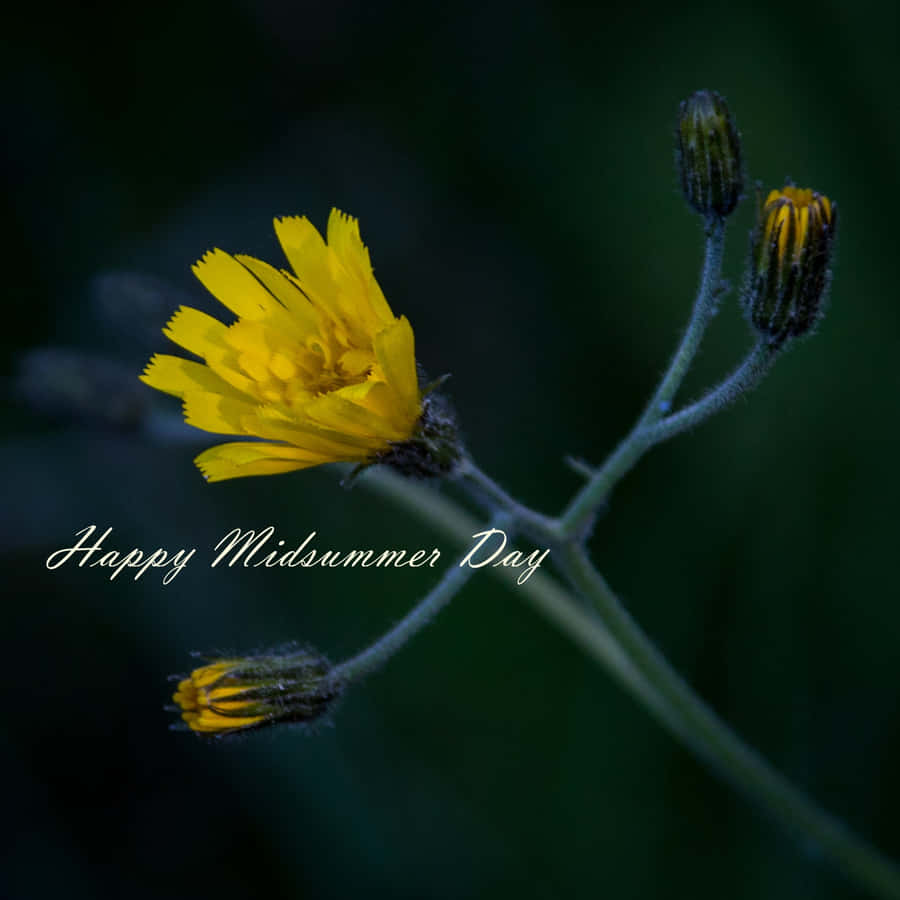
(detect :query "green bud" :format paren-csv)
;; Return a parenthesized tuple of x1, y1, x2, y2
(677, 90, 744, 219)
(743, 185, 837, 345)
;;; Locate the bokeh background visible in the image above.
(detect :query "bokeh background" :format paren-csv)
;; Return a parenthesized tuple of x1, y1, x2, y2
(3, 0, 898, 897)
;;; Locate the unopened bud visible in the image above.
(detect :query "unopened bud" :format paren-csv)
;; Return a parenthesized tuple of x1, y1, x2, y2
(677, 90, 743, 219)
(743, 186, 837, 345)
(171, 648, 341, 737)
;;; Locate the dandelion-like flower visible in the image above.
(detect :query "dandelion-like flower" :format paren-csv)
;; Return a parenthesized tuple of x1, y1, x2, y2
(141, 210, 447, 482)
(744, 186, 837, 344)
(172, 651, 340, 736)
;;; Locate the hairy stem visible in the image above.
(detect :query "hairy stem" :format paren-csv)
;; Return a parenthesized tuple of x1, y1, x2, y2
(356, 468, 900, 897)
(638, 218, 728, 427)
(558, 220, 726, 537)
(456, 457, 563, 543)
(644, 341, 776, 445)
(332, 514, 511, 682)
(355, 467, 697, 741)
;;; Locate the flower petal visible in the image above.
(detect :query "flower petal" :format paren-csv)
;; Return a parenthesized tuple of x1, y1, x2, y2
(234, 254, 321, 333)
(374, 317, 420, 421)
(274, 215, 370, 345)
(326, 209, 396, 327)
(305, 387, 409, 440)
(340, 380, 411, 433)
(194, 441, 330, 482)
(273, 216, 338, 319)
(163, 306, 231, 359)
(192, 249, 278, 321)
(246, 408, 380, 454)
(183, 392, 260, 435)
(140, 354, 254, 402)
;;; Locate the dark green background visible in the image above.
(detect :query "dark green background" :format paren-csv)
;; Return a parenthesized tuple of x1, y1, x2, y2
(3, 0, 898, 897)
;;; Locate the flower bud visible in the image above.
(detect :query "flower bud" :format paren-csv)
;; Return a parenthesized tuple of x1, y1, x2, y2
(743, 186, 837, 345)
(171, 648, 341, 736)
(677, 90, 743, 219)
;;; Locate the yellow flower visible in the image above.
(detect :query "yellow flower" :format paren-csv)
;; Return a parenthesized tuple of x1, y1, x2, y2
(172, 651, 339, 736)
(141, 210, 423, 482)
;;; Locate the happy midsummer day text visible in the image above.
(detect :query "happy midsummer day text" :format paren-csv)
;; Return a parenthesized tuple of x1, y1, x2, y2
(45, 525, 550, 586)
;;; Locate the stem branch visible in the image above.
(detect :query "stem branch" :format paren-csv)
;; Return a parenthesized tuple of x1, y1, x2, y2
(558, 220, 726, 536)
(332, 513, 512, 682)
(645, 340, 776, 445)
(353, 468, 690, 737)
(457, 457, 563, 543)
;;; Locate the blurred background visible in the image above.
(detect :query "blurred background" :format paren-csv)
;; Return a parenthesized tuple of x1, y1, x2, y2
(2, 0, 899, 897)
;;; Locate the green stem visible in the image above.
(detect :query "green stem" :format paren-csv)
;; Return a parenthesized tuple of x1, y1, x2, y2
(355, 467, 692, 737)
(644, 341, 775, 445)
(560, 541, 900, 899)
(332, 513, 512, 683)
(558, 220, 726, 537)
(355, 467, 900, 899)
(457, 457, 563, 543)
(639, 218, 727, 427)
(542, 341, 773, 529)
(551, 337, 773, 540)
(146, 425, 900, 896)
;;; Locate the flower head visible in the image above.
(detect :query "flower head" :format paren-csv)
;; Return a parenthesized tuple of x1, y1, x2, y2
(676, 90, 743, 219)
(172, 650, 340, 736)
(744, 186, 837, 344)
(140, 210, 438, 482)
